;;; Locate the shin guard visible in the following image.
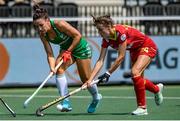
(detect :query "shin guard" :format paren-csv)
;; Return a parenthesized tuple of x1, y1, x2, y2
(132, 76, 146, 108)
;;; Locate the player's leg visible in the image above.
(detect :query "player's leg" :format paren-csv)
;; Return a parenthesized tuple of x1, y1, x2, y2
(131, 56, 157, 94)
(76, 58, 102, 113)
(56, 51, 75, 112)
(131, 54, 151, 115)
(141, 48, 164, 106)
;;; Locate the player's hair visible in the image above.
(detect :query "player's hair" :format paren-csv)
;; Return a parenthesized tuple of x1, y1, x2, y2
(91, 14, 114, 27)
(33, 3, 49, 21)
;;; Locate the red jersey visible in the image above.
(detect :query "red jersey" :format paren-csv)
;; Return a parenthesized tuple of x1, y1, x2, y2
(101, 24, 155, 50)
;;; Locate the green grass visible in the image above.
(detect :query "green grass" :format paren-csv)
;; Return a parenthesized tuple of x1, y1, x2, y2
(0, 85, 180, 120)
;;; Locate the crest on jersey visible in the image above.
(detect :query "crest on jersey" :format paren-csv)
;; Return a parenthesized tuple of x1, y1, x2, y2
(120, 34, 126, 41)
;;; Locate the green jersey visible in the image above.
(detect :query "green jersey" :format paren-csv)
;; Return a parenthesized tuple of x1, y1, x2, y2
(45, 20, 92, 59)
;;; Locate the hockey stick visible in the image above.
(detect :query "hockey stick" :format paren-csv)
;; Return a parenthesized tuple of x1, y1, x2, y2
(36, 79, 100, 116)
(0, 98, 16, 117)
(123, 71, 132, 78)
(23, 59, 63, 108)
(123, 71, 146, 78)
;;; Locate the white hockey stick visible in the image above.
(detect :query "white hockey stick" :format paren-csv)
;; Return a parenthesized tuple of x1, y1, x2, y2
(36, 79, 100, 116)
(0, 98, 16, 117)
(23, 59, 63, 108)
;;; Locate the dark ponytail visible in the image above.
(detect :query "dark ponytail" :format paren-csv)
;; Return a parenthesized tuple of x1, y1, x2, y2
(33, 3, 49, 21)
(33, 3, 40, 11)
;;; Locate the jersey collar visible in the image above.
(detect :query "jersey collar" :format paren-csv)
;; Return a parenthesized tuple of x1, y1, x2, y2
(109, 27, 117, 40)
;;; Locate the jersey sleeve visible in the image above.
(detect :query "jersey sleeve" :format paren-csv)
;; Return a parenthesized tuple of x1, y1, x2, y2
(118, 33, 127, 44)
(116, 26, 127, 44)
(101, 38, 109, 48)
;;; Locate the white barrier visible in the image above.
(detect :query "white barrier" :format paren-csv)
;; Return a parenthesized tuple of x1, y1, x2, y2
(0, 36, 180, 86)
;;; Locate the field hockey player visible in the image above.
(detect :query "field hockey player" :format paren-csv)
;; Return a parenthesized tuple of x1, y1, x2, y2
(83, 14, 164, 115)
(32, 2, 102, 113)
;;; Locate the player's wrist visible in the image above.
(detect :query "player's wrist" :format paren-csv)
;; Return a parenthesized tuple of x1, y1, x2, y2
(106, 71, 111, 76)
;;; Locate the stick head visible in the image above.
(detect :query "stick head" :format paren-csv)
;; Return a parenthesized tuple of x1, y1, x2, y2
(12, 112, 16, 117)
(23, 102, 28, 108)
(36, 108, 44, 117)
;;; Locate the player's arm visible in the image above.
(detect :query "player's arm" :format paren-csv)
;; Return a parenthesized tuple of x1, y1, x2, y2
(108, 40, 127, 74)
(82, 47, 107, 87)
(39, 33, 56, 73)
(89, 47, 107, 81)
(97, 41, 127, 83)
(54, 20, 82, 52)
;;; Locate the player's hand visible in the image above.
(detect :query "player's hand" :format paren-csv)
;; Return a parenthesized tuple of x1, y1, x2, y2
(50, 67, 56, 74)
(82, 80, 92, 89)
(62, 50, 72, 63)
(98, 72, 111, 83)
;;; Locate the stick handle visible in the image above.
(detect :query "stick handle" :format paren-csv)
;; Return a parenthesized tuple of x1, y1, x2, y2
(24, 59, 63, 107)
(81, 79, 99, 90)
(54, 59, 63, 71)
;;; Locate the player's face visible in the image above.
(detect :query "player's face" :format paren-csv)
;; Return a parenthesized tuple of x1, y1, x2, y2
(34, 18, 50, 34)
(96, 24, 111, 39)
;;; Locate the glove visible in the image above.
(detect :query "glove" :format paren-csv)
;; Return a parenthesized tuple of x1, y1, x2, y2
(98, 71, 111, 83)
(62, 50, 72, 63)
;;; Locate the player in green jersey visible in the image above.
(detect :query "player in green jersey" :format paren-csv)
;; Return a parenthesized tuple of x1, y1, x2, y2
(32, 3, 102, 113)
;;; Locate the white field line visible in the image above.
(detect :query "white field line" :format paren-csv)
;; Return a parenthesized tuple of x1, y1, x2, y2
(0, 86, 179, 92)
(0, 94, 180, 100)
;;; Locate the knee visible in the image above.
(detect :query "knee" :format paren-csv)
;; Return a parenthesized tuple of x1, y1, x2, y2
(131, 68, 141, 77)
(81, 74, 90, 83)
(56, 68, 65, 75)
(82, 76, 89, 83)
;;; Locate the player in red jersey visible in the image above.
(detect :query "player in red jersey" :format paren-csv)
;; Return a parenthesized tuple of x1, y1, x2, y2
(83, 15, 164, 115)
